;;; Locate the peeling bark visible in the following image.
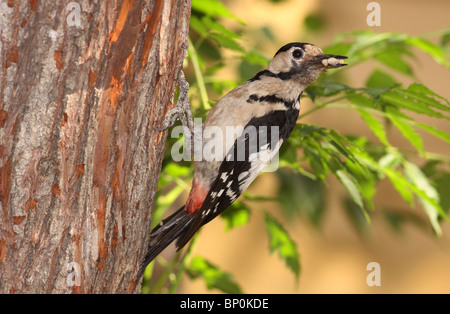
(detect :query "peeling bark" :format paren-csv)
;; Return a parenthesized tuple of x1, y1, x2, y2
(0, 0, 191, 294)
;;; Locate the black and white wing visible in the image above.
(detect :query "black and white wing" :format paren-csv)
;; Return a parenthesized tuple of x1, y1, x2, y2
(176, 106, 300, 249)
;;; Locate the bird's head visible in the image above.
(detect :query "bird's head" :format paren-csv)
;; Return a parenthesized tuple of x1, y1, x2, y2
(268, 42, 347, 86)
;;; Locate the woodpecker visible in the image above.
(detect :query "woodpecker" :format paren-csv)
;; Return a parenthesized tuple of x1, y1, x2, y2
(139, 42, 347, 276)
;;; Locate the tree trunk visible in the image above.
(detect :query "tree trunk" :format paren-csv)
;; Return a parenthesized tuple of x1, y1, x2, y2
(0, 0, 191, 294)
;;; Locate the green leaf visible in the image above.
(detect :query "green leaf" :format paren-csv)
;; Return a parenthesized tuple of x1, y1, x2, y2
(328, 130, 364, 166)
(152, 185, 185, 227)
(242, 193, 278, 202)
(208, 33, 245, 53)
(434, 172, 450, 214)
(346, 31, 396, 57)
(241, 49, 270, 67)
(365, 69, 397, 88)
(187, 256, 243, 294)
(304, 85, 324, 101)
(416, 123, 450, 144)
(357, 109, 390, 146)
(189, 16, 208, 36)
(299, 124, 323, 137)
(191, 0, 245, 24)
(323, 42, 352, 57)
(386, 109, 424, 155)
(343, 198, 370, 236)
(383, 209, 428, 234)
(304, 143, 329, 180)
(379, 152, 402, 170)
(441, 32, 450, 46)
(276, 170, 325, 226)
(384, 168, 414, 206)
(220, 201, 251, 231)
(375, 50, 413, 75)
(164, 163, 190, 177)
(403, 161, 442, 235)
(403, 83, 450, 112)
(344, 149, 378, 211)
(345, 90, 374, 109)
(304, 13, 326, 32)
(264, 213, 300, 278)
(321, 81, 351, 96)
(335, 170, 366, 212)
(327, 30, 450, 71)
(405, 37, 450, 68)
(201, 16, 240, 39)
(380, 160, 447, 235)
(381, 90, 448, 119)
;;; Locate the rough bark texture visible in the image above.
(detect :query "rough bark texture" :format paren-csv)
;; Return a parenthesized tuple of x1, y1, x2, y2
(0, 0, 191, 293)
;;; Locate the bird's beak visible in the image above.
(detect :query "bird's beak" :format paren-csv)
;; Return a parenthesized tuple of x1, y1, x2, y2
(314, 54, 348, 68)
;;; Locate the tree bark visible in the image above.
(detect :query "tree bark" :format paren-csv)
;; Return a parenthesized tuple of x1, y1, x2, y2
(0, 0, 191, 294)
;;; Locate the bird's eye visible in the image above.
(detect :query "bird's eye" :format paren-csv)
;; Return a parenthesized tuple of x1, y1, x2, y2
(292, 49, 303, 59)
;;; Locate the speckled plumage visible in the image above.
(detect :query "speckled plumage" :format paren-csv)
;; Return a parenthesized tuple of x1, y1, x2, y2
(139, 43, 347, 275)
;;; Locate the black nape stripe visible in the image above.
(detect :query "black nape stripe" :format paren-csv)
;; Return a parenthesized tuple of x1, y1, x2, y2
(249, 67, 306, 82)
(246, 93, 297, 109)
(249, 70, 277, 82)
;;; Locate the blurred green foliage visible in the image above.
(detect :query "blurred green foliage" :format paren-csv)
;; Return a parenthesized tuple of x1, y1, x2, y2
(142, 0, 450, 293)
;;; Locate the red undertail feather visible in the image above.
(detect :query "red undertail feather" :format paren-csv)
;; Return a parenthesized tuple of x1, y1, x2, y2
(185, 177, 208, 215)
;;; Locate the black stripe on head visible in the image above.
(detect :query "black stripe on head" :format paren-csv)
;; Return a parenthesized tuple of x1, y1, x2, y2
(274, 42, 311, 57)
(249, 69, 277, 82)
(246, 93, 299, 109)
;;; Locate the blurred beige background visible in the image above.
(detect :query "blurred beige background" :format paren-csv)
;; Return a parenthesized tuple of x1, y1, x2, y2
(180, 0, 450, 293)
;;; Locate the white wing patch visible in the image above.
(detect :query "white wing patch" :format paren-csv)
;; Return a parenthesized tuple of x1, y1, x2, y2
(237, 139, 284, 193)
(220, 172, 229, 182)
(226, 189, 238, 202)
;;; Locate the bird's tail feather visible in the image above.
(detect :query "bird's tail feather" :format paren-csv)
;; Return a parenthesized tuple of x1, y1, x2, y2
(138, 206, 194, 278)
